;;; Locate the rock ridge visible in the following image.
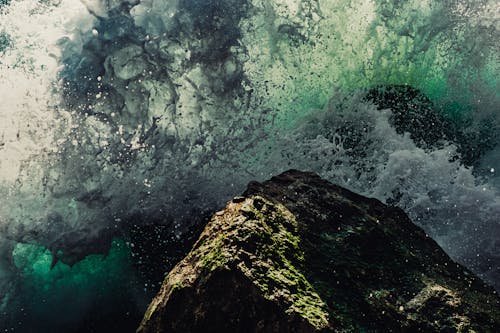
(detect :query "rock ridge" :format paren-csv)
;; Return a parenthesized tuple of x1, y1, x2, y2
(138, 170, 500, 332)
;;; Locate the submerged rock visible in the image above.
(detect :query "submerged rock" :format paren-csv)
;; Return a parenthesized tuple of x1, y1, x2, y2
(138, 170, 500, 332)
(365, 85, 497, 167)
(365, 85, 455, 149)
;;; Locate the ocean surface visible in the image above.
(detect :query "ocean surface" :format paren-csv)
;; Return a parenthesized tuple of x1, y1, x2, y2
(0, 0, 498, 331)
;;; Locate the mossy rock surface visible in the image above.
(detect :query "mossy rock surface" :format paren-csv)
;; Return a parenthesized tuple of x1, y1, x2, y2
(138, 170, 500, 332)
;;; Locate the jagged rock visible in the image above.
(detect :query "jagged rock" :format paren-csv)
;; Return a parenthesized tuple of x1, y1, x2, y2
(138, 170, 500, 332)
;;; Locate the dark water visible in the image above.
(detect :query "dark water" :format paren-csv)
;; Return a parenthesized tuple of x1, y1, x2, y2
(0, 0, 498, 331)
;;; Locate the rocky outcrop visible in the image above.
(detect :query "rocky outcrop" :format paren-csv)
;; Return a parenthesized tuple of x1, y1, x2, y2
(138, 170, 500, 332)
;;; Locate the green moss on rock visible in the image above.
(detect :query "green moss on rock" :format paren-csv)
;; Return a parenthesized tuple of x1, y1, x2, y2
(138, 170, 500, 333)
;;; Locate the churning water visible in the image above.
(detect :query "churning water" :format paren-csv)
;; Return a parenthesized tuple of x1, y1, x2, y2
(0, 0, 499, 331)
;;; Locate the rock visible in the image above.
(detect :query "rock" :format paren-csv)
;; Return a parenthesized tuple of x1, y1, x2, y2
(365, 85, 455, 150)
(138, 170, 500, 332)
(365, 85, 496, 167)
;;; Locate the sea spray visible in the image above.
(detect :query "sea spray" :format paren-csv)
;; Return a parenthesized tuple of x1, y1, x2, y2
(0, 0, 498, 330)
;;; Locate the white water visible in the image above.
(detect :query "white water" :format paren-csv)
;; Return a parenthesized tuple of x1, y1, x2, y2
(0, 0, 499, 328)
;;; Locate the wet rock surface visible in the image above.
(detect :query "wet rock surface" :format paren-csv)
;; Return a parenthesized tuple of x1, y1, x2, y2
(138, 170, 500, 332)
(365, 85, 455, 149)
(365, 85, 497, 167)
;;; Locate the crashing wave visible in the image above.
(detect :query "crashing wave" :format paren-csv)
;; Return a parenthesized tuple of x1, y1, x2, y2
(0, 0, 499, 329)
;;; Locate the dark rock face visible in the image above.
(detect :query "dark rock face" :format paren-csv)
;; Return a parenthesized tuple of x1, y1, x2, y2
(138, 170, 500, 332)
(365, 85, 455, 150)
(365, 85, 496, 167)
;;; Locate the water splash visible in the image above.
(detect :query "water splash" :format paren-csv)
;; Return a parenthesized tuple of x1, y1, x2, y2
(0, 0, 499, 330)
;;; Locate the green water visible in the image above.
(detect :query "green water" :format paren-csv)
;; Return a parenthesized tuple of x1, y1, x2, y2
(241, 0, 498, 126)
(0, 0, 498, 331)
(10, 240, 142, 330)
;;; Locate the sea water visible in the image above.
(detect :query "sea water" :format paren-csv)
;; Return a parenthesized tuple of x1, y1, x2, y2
(0, 0, 498, 330)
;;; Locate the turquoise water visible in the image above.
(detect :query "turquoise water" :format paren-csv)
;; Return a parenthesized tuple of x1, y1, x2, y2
(0, 0, 498, 331)
(8, 240, 142, 331)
